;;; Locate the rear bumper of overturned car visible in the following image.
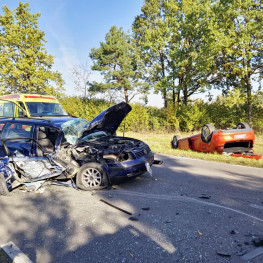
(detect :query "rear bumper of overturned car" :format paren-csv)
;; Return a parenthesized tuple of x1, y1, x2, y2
(107, 151, 154, 178)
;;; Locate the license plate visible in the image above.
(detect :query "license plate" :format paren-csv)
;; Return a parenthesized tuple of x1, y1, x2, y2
(145, 162, 152, 176)
(234, 134, 247, 139)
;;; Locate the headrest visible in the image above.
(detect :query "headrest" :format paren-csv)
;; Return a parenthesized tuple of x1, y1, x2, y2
(38, 131, 47, 139)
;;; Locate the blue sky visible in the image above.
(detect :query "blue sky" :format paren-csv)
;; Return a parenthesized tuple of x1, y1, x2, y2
(2, 0, 162, 105)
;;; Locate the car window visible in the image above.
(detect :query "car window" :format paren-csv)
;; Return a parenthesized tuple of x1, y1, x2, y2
(1, 123, 33, 157)
(2, 123, 33, 139)
(37, 126, 60, 145)
(26, 102, 68, 116)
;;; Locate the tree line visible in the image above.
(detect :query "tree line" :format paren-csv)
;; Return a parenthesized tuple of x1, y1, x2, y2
(0, 1, 262, 127)
(60, 90, 263, 133)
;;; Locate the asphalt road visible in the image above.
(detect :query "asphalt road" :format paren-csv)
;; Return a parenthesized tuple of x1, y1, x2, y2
(0, 154, 263, 263)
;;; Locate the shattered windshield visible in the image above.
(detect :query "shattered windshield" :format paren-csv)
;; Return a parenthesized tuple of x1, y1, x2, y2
(26, 102, 68, 116)
(79, 131, 109, 143)
(61, 119, 89, 144)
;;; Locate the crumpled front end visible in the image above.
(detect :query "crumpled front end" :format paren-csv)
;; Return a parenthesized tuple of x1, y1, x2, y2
(0, 157, 16, 191)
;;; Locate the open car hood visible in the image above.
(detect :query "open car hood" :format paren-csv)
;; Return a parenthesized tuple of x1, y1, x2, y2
(80, 102, 132, 137)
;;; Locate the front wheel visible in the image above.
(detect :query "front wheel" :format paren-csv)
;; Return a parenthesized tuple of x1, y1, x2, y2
(201, 124, 216, 143)
(0, 172, 9, 196)
(76, 163, 108, 191)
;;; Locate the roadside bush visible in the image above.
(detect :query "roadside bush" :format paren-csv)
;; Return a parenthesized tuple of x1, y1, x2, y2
(147, 106, 169, 131)
(176, 101, 209, 132)
(119, 103, 150, 132)
(60, 96, 111, 120)
(207, 89, 249, 129)
(59, 92, 263, 134)
(164, 104, 180, 131)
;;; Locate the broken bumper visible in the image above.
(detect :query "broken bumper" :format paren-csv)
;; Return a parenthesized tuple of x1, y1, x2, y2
(107, 152, 154, 178)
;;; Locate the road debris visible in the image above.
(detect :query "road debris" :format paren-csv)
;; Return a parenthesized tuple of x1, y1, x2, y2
(141, 207, 150, 211)
(24, 181, 45, 192)
(129, 216, 139, 221)
(100, 199, 132, 215)
(216, 251, 231, 257)
(253, 236, 263, 247)
(49, 181, 76, 188)
(198, 194, 211, 199)
(241, 247, 263, 261)
(153, 160, 163, 165)
(35, 188, 45, 194)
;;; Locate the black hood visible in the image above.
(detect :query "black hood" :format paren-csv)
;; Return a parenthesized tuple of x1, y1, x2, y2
(80, 102, 132, 137)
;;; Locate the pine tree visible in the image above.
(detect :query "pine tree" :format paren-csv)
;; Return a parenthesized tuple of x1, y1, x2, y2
(90, 26, 148, 103)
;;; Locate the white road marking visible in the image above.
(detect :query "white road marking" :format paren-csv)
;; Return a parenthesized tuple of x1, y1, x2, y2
(1, 241, 32, 263)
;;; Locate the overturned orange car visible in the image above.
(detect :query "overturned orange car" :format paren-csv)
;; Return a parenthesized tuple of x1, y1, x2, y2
(171, 122, 261, 160)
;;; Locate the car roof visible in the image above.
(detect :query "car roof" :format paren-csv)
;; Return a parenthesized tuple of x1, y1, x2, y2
(0, 116, 81, 128)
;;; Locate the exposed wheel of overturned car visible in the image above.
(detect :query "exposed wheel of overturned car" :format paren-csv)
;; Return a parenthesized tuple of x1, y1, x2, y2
(171, 135, 180, 149)
(0, 172, 9, 196)
(201, 124, 216, 143)
(236, 122, 250, 130)
(76, 162, 108, 190)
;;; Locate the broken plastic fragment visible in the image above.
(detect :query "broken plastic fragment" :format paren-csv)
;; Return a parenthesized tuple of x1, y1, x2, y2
(198, 194, 211, 199)
(253, 236, 263, 247)
(129, 217, 139, 221)
(217, 251, 231, 257)
(24, 181, 45, 192)
(35, 188, 45, 194)
(241, 247, 263, 261)
(141, 207, 150, 211)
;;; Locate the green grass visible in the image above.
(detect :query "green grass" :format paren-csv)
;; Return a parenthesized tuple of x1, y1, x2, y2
(119, 131, 263, 168)
(0, 249, 12, 263)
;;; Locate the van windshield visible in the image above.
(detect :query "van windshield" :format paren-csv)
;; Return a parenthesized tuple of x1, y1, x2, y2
(26, 102, 68, 117)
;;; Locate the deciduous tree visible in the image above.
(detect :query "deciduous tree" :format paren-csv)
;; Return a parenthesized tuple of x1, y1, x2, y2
(209, 0, 263, 123)
(0, 2, 64, 95)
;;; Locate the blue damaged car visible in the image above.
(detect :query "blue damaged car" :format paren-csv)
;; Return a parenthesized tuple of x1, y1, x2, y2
(0, 102, 154, 195)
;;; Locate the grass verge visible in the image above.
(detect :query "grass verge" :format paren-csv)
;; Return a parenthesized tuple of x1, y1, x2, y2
(119, 131, 263, 168)
(0, 249, 12, 263)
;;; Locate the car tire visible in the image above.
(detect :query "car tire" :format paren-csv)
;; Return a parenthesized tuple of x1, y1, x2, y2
(0, 172, 9, 196)
(236, 122, 250, 129)
(76, 162, 108, 191)
(201, 124, 216, 143)
(171, 135, 180, 149)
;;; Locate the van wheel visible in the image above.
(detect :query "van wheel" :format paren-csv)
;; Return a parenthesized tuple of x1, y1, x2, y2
(201, 124, 216, 143)
(0, 172, 9, 196)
